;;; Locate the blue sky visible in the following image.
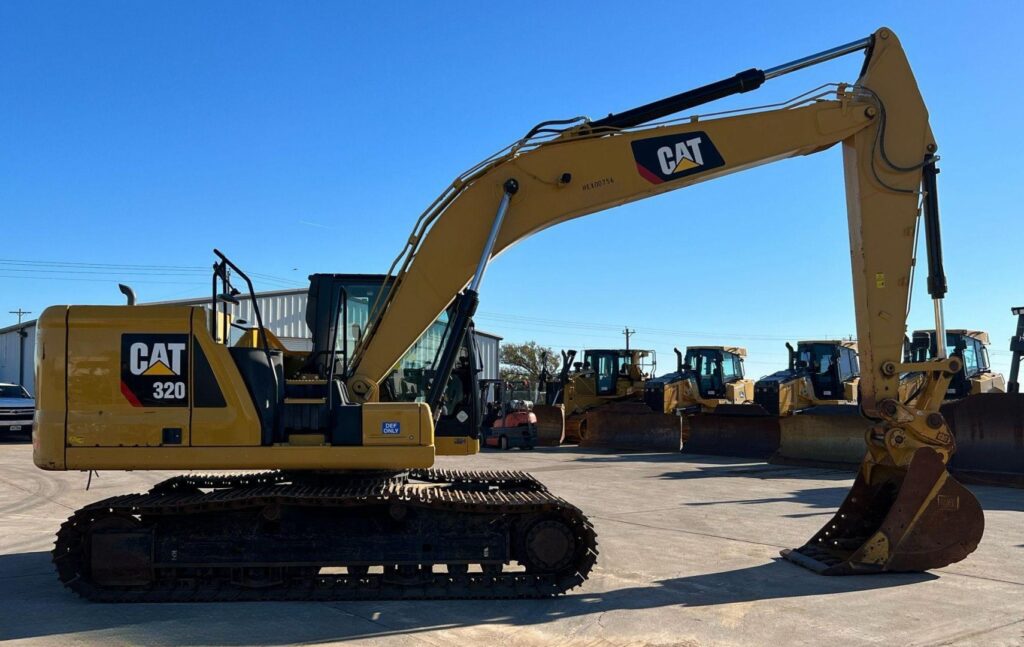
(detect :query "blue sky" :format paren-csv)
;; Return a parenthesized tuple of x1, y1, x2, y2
(2, 1, 1021, 377)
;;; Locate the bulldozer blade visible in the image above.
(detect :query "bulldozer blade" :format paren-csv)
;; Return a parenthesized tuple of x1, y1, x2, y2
(771, 404, 867, 468)
(943, 393, 1024, 487)
(531, 404, 565, 446)
(783, 447, 984, 574)
(577, 402, 682, 452)
(681, 414, 780, 459)
(711, 403, 772, 417)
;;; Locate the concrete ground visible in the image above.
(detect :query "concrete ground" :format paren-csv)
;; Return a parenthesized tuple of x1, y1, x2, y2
(0, 437, 1021, 647)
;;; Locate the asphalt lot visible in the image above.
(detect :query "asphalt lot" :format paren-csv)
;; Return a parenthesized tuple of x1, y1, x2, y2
(0, 437, 1021, 646)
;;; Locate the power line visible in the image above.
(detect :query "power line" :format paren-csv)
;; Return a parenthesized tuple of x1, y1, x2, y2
(0, 258, 304, 288)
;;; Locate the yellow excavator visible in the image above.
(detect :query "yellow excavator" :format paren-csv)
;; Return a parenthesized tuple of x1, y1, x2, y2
(36, 28, 984, 600)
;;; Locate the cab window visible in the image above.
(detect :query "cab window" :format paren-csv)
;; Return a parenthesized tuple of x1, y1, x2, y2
(978, 340, 991, 372)
(595, 353, 618, 394)
(960, 339, 979, 375)
(837, 348, 858, 381)
(720, 354, 743, 381)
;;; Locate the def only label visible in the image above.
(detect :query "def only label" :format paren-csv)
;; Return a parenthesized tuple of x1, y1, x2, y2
(120, 334, 189, 407)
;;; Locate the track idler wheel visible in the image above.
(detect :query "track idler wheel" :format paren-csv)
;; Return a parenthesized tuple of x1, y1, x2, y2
(783, 447, 984, 574)
(522, 519, 577, 573)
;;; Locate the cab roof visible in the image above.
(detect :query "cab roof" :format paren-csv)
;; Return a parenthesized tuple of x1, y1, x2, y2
(798, 340, 858, 352)
(687, 346, 747, 357)
(913, 329, 990, 344)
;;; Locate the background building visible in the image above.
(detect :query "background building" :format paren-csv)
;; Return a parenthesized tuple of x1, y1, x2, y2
(0, 321, 35, 392)
(0, 290, 501, 395)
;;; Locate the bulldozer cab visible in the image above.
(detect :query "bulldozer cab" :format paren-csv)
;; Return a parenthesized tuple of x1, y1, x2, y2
(581, 349, 654, 396)
(683, 347, 745, 399)
(911, 329, 1001, 398)
(795, 341, 859, 401)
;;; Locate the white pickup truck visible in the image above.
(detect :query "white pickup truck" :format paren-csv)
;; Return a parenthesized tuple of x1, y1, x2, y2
(0, 383, 34, 437)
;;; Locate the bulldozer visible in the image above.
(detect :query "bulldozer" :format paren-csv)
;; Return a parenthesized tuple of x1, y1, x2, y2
(37, 28, 989, 600)
(645, 346, 755, 416)
(753, 340, 860, 416)
(553, 348, 656, 443)
(909, 329, 1007, 398)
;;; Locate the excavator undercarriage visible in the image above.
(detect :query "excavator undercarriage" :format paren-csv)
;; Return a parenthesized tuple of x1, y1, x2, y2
(55, 468, 597, 601)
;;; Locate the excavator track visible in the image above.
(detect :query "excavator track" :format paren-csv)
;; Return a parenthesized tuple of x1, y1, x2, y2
(53, 468, 597, 602)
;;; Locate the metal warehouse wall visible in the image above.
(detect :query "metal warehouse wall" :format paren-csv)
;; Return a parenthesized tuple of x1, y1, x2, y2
(0, 323, 37, 394)
(474, 330, 501, 381)
(156, 290, 313, 351)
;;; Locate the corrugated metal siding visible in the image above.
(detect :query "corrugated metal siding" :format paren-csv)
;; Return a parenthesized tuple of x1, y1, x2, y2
(0, 323, 36, 393)
(165, 291, 312, 351)
(474, 331, 500, 381)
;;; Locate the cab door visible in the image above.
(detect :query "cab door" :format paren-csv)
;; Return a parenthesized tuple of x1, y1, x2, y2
(592, 352, 619, 396)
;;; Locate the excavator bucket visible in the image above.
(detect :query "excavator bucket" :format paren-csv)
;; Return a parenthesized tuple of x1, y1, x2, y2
(577, 402, 683, 452)
(531, 404, 566, 446)
(783, 447, 985, 574)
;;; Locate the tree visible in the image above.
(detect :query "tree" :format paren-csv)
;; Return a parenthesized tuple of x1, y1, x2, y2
(500, 341, 560, 384)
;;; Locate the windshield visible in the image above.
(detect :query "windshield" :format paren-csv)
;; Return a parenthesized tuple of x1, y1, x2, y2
(389, 310, 453, 401)
(0, 385, 30, 399)
(797, 343, 837, 375)
(945, 333, 983, 375)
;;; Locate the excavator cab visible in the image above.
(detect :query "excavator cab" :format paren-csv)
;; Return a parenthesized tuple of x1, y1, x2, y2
(303, 272, 483, 453)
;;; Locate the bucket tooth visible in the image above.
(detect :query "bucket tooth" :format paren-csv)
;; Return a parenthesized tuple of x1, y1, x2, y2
(783, 447, 984, 574)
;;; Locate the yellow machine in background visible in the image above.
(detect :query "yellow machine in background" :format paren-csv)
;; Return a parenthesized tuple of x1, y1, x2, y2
(556, 348, 654, 442)
(752, 340, 859, 416)
(646, 346, 755, 415)
(38, 28, 987, 600)
(910, 329, 1006, 398)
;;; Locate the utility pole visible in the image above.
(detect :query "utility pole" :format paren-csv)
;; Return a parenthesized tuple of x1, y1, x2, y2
(622, 326, 635, 351)
(9, 309, 31, 325)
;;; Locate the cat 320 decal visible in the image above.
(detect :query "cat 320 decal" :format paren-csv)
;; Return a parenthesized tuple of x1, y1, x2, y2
(120, 334, 189, 407)
(631, 131, 725, 184)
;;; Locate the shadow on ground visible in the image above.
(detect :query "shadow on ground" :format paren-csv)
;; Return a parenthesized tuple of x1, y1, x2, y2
(571, 449, 759, 466)
(0, 550, 936, 645)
